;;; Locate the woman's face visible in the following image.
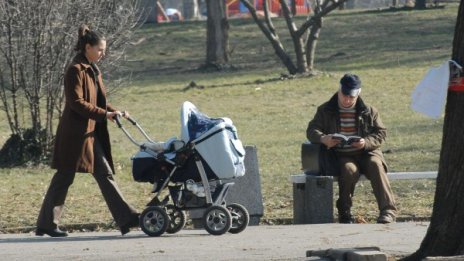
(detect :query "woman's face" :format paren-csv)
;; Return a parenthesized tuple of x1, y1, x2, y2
(85, 40, 106, 63)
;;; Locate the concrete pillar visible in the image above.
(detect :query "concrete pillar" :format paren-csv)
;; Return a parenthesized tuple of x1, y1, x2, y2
(189, 145, 264, 227)
(293, 175, 334, 224)
(225, 145, 263, 225)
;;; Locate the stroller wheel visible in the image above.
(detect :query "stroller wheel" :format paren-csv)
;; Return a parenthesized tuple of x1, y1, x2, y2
(202, 205, 232, 236)
(227, 203, 249, 234)
(165, 205, 186, 234)
(140, 206, 169, 237)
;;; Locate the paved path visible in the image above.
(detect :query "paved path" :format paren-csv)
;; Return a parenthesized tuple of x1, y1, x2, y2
(0, 222, 429, 260)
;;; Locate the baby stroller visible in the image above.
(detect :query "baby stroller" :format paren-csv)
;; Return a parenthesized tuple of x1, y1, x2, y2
(115, 101, 249, 236)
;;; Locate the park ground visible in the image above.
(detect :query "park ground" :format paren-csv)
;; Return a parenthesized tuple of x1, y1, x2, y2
(0, 4, 458, 231)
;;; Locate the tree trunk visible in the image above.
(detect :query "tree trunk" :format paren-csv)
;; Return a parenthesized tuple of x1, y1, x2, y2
(403, 0, 464, 259)
(241, 0, 346, 75)
(280, 0, 308, 73)
(0, 69, 16, 134)
(183, 0, 200, 20)
(415, 0, 427, 9)
(306, 17, 322, 72)
(240, 0, 297, 74)
(291, 0, 297, 15)
(205, 0, 229, 67)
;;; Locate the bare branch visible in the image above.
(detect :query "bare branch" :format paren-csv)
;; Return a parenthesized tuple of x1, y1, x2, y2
(240, 0, 297, 74)
(297, 0, 348, 37)
(240, 0, 275, 40)
(0, 0, 143, 164)
(279, 0, 298, 36)
(263, 0, 276, 36)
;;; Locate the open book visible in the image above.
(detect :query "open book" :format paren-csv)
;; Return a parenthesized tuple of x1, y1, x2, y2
(331, 133, 361, 146)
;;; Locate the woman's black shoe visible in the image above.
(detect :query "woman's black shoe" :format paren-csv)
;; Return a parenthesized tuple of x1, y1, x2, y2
(120, 214, 140, 235)
(36, 227, 68, 237)
(338, 211, 354, 224)
(339, 215, 354, 224)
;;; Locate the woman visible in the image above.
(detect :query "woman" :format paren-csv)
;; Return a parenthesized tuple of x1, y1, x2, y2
(36, 25, 139, 237)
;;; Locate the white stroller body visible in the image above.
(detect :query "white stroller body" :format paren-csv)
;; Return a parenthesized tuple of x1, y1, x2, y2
(116, 101, 249, 236)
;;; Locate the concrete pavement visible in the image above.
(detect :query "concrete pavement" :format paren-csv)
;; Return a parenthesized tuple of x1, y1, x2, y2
(0, 222, 429, 260)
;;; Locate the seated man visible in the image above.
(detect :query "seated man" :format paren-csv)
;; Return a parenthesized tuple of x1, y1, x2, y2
(306, 73, 397, 224)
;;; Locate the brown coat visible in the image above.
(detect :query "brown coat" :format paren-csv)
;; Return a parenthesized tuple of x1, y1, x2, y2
(306, 93, 388, 169)
(52, 54, 116, 174)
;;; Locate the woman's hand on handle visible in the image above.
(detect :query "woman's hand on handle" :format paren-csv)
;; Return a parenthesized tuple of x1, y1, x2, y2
(121, 111, 130, 119)
(106, 111, 123, 122)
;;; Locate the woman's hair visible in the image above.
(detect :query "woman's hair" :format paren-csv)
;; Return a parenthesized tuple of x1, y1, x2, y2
(74, 25, 105, 53)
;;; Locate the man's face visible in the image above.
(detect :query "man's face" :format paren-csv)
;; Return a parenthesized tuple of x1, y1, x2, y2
(338, 90, 358, 108)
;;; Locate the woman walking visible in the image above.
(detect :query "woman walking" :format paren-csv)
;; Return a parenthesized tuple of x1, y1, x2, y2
(36, 25, 139, 237)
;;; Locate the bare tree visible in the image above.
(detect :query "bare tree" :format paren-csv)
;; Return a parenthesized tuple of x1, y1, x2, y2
(403, 0, 464, 259)
(204, 0, 230, 69)
(240, 0, 348, 75)
(0, 0, 141, 166)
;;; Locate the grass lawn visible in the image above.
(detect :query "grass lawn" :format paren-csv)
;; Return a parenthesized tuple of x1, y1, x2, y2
(0, 4, 458, 230)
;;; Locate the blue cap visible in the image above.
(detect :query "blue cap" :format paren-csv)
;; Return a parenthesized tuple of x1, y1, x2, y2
(340, 74, 361, 96)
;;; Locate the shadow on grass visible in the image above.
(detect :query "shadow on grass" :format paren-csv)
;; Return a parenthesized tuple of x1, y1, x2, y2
(172, 71, 324, 92)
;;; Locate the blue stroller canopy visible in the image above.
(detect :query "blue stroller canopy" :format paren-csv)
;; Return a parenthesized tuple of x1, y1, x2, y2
(187, 109, 224, 141)
(180, 101, 246, 179)
(181, 101, 223, 142)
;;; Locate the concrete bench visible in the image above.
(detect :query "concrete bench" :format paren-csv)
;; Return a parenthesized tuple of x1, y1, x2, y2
(290, 171, 438, 183)
(189, 145, 264, 227)
(291, 142, 437, 224)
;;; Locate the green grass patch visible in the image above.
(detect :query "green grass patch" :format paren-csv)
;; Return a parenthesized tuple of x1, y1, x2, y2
(1, 5, 458, 229)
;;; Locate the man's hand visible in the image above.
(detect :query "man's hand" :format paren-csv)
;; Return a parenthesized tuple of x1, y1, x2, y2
(321, 134, 341, 149)
(350, 138, 366, 149)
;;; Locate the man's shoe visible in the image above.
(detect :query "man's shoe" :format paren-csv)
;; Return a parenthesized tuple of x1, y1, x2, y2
(377, 210, 396, 224)
(120, 214, 140, 235)
(36, 227, 68, 237)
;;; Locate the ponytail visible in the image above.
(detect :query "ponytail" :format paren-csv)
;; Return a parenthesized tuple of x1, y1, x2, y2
(74, 25, 105, 53)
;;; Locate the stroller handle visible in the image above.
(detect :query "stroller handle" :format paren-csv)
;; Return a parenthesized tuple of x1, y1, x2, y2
(114, 113, 137, 127)
(114, 114, 155, 146)
(114, 114, 123, 128)
(126, 116, 137, 126)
